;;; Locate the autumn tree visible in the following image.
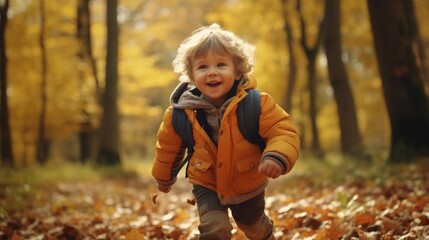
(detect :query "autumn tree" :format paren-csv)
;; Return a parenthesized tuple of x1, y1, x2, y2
(97, 0, 121, 165)
(0, 0, 14, 166)
(367, 0, 429, 161)
(323, 0, 364, 157)
(296, 0, 324, 157)
(280, 0, 297, 114)
(412, 2, 429, 89)
(77, 0, 100, 95)
(36, 0, 49, 164)
(77, 0, 99, 163)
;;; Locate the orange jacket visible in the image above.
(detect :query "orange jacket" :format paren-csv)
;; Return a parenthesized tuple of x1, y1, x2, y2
(152, 79, 300, 205)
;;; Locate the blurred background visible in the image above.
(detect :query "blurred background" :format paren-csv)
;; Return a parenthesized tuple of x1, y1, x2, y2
(1, 0, 428, 169)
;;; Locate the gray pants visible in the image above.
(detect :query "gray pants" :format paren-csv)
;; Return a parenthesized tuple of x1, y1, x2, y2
(192, 185, 274, 240)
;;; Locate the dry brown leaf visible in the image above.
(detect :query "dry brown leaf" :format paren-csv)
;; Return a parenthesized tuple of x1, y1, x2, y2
(125, 229, 145, 240)
(354, 212, 376, 226)
(314, 228, 329, 240)
(187, 198, 196, 205)
(152, 193, 158, 205)
(3, 163, 428, 239)
(302, 217, 322, 229)
(168, 228, 184, 239)
(419, 214, 429, 225)
(59, 225, 83, 240)
(329, 218, 347, 240)
(11, 232, 21, 240)
(380, 216, 399, 231)
(380, 216, 404, 235)
(150, 225, 164, 239)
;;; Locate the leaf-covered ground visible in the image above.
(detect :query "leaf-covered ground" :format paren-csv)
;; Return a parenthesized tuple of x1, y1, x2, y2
(1, 160, 428, 239)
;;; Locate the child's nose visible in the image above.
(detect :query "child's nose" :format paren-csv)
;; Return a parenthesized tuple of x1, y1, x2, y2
(207, 67, 218, 76)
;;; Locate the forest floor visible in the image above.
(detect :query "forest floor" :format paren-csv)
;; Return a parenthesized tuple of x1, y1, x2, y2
(0, 157, 428, 239)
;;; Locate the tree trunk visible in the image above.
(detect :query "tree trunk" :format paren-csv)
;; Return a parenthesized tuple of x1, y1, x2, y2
(409, 1, 429, 89)
(307, 55, 322, 156)
(77, 0, 100, 95)
(323, 0, 365, 157)
(297, 0, 324, 157)
(280, 0, 297, 114)
(36, 0, 49, 164)
(77, 0, 97, 162)
(97, 0, 121, 165)
(79, 113, 94, 163)
(0, 0, 14, 167)
(367, 0, 429, 161)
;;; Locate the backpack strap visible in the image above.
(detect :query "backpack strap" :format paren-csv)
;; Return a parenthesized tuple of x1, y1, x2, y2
(171, 108, 194, 177)
(170, 89, 265, 177)
(195, 109, 212, 137)
(237, 89, 266, 152)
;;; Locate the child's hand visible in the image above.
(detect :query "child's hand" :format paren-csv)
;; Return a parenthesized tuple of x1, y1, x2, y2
(158, 184, 171, 193)
(258, 159, 282, 179)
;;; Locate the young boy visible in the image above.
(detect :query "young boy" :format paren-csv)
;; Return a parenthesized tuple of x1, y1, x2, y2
(152, 23, 300, 239)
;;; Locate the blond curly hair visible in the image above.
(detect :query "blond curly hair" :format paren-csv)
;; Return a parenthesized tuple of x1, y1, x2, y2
(172, 23, 255, 82)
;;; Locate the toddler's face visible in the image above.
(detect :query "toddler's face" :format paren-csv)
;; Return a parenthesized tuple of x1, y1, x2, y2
(191, 50, 240, 107)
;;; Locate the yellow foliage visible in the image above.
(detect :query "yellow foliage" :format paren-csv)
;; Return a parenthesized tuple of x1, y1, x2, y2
(4, 0, 428, 163)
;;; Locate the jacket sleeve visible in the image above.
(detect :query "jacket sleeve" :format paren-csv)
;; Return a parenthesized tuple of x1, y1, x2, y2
(258, 92, 300, 174)
(152, 106, 186, 185)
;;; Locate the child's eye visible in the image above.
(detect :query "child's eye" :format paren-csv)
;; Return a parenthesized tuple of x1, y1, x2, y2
(197, 64, 207, 70)
(218, 63, 226, 67)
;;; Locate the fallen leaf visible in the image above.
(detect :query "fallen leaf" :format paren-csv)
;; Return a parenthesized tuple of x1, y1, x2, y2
(11, 232, 21, 240)
(380, 216, 401, 233)
(329, 219, 346, 240)
(302, 217, 321, 230)
(3, 162, 428, 239)
(354, 212, 375, 226)
(125, 229, 145, 240)
(58, 225, 83, 240)
(168, 227, 184, 239)
(187, 198, 196, 205)
(152, 194, 158, 205)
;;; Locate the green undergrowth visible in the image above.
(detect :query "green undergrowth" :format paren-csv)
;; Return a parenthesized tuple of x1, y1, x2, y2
(2, 155, 426, 188)
(0, 159, 154, 215)
(0, 158, 157, 185)
(284, 152, 429, 189)
(1, 155, 427, 216)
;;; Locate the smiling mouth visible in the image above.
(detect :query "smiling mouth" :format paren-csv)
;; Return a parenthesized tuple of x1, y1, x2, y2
(207, 81, 222, 87)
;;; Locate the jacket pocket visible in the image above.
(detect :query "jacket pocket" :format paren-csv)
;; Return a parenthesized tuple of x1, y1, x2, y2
(187, 151, 215, 185)
(232, 151, 266, 194)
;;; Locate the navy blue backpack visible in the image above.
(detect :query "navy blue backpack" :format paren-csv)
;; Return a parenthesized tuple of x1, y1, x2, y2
(171, 89, 266, 177)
